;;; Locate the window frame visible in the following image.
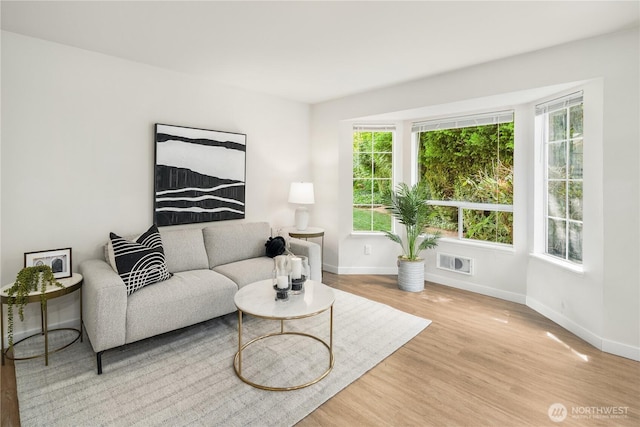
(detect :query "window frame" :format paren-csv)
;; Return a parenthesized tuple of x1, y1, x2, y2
(412, 110, 515, 246)
(351, 124, 396, 233)
(536, 91, 584, 265)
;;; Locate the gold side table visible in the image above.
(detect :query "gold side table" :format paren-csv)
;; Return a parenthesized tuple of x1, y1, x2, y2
(1, 273, 83, 366)
(287, 226, 324, 279)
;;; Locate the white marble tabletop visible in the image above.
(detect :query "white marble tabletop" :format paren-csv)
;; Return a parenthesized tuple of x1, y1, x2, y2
(234, 279, 334, 319)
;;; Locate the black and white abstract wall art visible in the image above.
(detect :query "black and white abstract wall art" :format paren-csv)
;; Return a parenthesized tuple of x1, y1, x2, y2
(154, 124, 246, 226)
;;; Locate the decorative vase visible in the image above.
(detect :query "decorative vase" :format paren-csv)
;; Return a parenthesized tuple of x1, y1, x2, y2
(397, 257, 425, 292)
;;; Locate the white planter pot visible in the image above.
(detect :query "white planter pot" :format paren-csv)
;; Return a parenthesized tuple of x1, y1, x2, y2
(397, 257, 425, 292)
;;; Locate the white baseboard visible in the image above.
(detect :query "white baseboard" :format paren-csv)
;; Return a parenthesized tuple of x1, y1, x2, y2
(526, 297, 640, 362)
(322, 263, 340, 274)
(425, 272, 526, 304)
(526, 296, 601, 348)
(602, 339, 640, 362)
(328, 264, 396, 275)
(329, 268, 526, 303)
(335, 266, 397, 275)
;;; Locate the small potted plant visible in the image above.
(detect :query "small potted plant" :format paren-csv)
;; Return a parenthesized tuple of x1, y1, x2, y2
(6, 265, 62, 346)
(384, 182, 440, 292)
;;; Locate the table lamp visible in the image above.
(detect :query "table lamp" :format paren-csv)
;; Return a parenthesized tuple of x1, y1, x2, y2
(288, 182, 315, 231)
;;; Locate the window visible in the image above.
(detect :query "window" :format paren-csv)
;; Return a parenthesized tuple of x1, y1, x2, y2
(536, 92, 584, 263)
(352, 125, 394, 232)
(412, 111, 514, 244)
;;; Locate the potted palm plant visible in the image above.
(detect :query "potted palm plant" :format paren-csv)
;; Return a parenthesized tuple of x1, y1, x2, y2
(384, 182, 440, 292)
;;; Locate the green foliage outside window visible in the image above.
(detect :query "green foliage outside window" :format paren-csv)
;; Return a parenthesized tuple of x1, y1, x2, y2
(352, 121, 516, 243)
(419, 123, 514, 201)
(418, 122, 515, 244)
(353, 130, 393, 232)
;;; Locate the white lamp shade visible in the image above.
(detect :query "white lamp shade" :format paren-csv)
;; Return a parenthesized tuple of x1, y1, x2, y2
(288, 182, 315, 204)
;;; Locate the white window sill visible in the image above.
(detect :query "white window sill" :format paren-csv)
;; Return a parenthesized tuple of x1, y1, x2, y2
(438, 237, 515, 253)
(529, 253, 584, 275)
(350, 231, 386, 237)
(349, 233, 516, 253)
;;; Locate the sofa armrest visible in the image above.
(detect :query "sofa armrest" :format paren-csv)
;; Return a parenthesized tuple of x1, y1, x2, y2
(289, 239, 322, 282)
(78, 259, 127, 353)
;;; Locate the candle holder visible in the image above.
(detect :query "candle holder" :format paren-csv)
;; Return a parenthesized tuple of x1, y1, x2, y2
(290, 275, 306, 294)
(273, 264, 292, 301)
(273, 281, 291, 301)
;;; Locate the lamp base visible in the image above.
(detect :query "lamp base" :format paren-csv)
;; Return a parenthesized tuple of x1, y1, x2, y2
(294, 206, 309, 230)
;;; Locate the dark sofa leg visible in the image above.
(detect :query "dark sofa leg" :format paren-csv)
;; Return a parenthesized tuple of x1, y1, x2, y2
(97, 351, 103, 375)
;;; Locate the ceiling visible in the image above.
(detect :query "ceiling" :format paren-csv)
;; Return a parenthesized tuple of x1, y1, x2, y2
(2, 1, 638, 104)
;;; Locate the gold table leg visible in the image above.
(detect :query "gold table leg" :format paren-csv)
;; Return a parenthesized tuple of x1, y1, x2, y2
(42, 300, 49, 366)
(329, 305, 333, 367)
(237, 310, 243, 376)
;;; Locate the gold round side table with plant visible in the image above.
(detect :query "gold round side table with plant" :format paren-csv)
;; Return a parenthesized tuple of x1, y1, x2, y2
(1, 265, 83, 366)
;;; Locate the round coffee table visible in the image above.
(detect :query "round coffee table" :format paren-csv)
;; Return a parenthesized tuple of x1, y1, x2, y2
(233, 279, 335, 391)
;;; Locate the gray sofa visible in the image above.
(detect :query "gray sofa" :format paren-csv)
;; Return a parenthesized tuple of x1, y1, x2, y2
(78, 221, 321, 374)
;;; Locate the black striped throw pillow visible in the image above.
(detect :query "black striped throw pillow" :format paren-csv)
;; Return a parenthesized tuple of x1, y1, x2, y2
(109, 225, 172, 295)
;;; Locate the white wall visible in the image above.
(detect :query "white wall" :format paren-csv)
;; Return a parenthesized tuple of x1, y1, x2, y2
(310, 28, 639, 360)
(1, 32, 311, 340)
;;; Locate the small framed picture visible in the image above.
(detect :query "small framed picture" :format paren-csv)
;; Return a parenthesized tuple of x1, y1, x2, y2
(24, 248, 72, 279)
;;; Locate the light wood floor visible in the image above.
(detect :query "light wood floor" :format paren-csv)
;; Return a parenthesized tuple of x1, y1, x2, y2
(2, 273, 639, 426)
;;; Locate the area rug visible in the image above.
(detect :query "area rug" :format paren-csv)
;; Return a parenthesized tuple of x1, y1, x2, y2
(14, 288, 431, 426)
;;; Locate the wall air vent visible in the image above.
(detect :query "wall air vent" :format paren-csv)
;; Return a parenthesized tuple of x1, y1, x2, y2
(437, 252, 473, 275)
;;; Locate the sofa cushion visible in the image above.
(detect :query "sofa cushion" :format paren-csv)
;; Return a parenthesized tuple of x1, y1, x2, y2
(159, 228, 209, 273)
(213, 256, 276, 289)
(125, 269, 238, 344)
(203, 221, 271, 268)
(108, 225, 172, 295)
